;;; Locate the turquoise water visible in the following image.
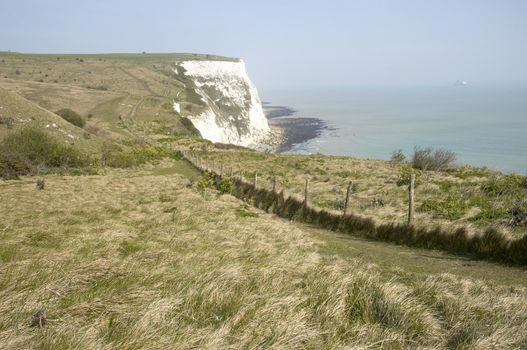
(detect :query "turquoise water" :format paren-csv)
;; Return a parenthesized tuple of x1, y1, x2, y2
(262, 85, 527, 174)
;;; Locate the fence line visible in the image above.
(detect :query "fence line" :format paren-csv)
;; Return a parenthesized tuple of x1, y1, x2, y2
(177, 149, 527, 266)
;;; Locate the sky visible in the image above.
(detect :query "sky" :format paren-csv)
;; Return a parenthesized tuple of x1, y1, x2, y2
(1, 0, 526, 89)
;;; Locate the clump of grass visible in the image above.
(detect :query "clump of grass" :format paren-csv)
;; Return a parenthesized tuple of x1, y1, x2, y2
(235, 204, 258, 218)
(55, 108, 86, 128)
(419, 194, 470, 220)
(118, 240, 142, 257)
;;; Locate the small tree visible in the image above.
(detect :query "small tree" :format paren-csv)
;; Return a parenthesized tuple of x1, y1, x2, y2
(390, 149, 406, 164)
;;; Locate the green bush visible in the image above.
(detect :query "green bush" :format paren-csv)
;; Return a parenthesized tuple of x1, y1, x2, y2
(196, 172, 214, 193)
(217, 177, 233, 194)
(396, 166, 423, 187)
(55, 108, 86, 128)
(0, 127, 92, 178)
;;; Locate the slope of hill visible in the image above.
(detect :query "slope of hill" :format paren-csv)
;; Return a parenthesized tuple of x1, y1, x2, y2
(0, 87, 103, 152)
(0, 161, 526, 349)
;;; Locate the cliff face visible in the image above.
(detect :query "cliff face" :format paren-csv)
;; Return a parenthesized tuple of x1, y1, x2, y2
(173, 59, 270, 147)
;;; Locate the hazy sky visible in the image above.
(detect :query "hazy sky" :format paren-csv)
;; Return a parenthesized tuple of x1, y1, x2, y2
(1, 0, 526, 88)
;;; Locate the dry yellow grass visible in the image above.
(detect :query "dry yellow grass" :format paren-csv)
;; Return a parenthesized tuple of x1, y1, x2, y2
(1, 160, 526, 349)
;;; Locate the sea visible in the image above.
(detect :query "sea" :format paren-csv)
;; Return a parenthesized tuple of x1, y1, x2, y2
(262, 84, 527, 174)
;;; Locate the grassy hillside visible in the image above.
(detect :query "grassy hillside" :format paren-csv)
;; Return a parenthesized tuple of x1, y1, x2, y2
(1, 160, 526, 349)
(180, 145, 527, 237)
(0, 87, 103, 151)
(0, 51, 209, 145)
(1, 51, 527, 348)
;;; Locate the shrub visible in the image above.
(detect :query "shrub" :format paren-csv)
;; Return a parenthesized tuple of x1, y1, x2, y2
(101, 143, 135, 168)
(217, 177, 233, 194)
(390, 149, 406, 164)
(55, 108, 85, 128)
(0, 127, 91, 178)
(196, 172, 214, 193)
(396, 165, 423, 187)
(412, 147, 456, 171)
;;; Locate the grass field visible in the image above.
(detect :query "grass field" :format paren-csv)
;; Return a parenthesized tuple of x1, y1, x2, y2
(1, 51, 527, 349)
(1, 159, 526, 349)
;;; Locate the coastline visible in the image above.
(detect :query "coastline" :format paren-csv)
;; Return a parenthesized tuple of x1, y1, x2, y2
(263, 103, 328, 153)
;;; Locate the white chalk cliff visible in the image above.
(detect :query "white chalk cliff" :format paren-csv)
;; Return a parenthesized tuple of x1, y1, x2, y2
(173, 59, 270, 147)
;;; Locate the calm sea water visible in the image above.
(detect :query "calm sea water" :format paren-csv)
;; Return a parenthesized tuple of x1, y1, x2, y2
(262, 84, 527, 174)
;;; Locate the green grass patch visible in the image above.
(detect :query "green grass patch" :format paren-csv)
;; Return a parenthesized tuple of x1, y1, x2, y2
(419, 194, 470, 220)
(118, 240, 142, 257)
(235, 204, 258, 218)
(101, 143, 181, 168)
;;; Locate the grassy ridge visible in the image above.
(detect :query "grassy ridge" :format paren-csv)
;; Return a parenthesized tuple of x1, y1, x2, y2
(1, 164, 526, 348)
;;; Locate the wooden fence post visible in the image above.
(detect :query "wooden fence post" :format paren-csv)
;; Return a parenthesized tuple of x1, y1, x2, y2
(254, 172, 258, 188)
(220, 164, 224, 177)
(272, 176, 277, 192)
(408, 174, 415, 224)
(229, 167, 233, 177)
(344, 181, 352, 215)
(304, 178, 309, 206)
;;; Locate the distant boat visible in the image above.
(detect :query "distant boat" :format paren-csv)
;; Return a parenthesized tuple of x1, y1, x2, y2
(454, 80, 468, 86)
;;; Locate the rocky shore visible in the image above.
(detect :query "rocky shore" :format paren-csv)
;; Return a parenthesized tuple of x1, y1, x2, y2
(263, 104, 328, 153)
